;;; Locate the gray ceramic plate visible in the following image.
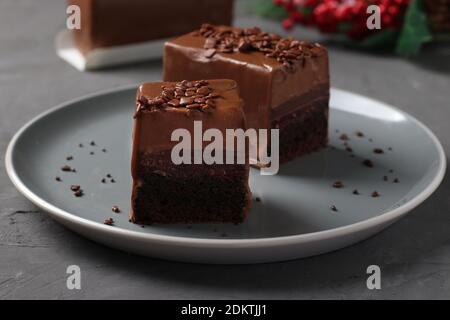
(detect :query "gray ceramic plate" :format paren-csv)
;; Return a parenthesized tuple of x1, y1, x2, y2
(5, 87, 446, 264)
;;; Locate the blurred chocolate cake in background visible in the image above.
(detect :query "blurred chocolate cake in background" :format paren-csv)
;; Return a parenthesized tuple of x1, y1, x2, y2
(68, 0, 234, 54)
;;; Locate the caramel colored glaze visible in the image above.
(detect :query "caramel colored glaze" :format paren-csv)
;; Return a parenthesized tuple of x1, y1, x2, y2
(131, 79, 246, 180)
(163, 25, 329, 131)
(68, 0, 234, 54)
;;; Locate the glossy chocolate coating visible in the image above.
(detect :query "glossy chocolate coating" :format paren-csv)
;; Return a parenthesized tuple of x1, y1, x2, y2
(68, 0, 234, 54)
(163, 26, 329, 128)
(163, 25, 329, 131)
(131, 79, 246, 178)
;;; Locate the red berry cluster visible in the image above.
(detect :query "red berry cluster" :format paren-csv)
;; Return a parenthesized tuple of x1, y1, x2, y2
(274, 0, 410, 40)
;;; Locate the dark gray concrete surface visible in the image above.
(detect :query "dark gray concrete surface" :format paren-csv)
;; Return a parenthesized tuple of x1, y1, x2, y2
(1, 0, 449, 299)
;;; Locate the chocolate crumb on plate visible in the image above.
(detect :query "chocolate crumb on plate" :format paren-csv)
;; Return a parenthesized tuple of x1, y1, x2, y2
(90, 141, 96, 146)
(373, 148, 384, 154)
(362, 159, 374, 168)
(70, 185, 81, 192)
(388, 147, 393, 151)
(352, 189, 360, 195)
(104, 218, 114, 226)
(330, 205, 338, 212)
(393, 178, 399, 183)
(78, 143, 83, 148)
(110, 179, 116, 183)
(371, 191, 380, 198)
(66, 156, 73, 161)
(345, 147, 353, 153)
(333, 181, 344, 188)
(102, 148, 107, 153)
(112, 206, 121, 213)
(339, 134, 349, 141)
(383, 175, 388, 181)
(90, 151, 94, 155)
(101, 178, 106, 183)
(55, 177, 62, 182)
(355, 131, 364, 137)
(61, 165, 72, 172)
(106, 174, 112, 178)
(255, 197, 261, 202)
(74, 189, 84, 197)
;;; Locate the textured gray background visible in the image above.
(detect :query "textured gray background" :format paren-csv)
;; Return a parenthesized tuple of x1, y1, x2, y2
(1, 0, 450, 299)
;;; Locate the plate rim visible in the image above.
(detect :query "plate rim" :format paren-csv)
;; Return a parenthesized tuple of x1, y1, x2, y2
(5, 85, 447, 248)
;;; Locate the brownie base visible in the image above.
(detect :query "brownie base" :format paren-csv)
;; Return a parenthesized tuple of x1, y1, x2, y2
(131, 152, 251, 225)
(272, 95, 329, 164)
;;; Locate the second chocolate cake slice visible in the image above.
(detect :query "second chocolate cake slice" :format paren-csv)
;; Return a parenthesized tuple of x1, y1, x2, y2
(131, 79, 251, 225)
(163, 24, 329, 164)
(68, 0, 234, 55)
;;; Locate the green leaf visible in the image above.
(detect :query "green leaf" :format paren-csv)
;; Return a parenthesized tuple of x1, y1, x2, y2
(338, 22, 353, 33)
(358, 30, 399, 49)
(252, 0, 288, 20)
(396, 0, 432, 56)
(337, 30, 399, 51)
(301, 7, 313, 16)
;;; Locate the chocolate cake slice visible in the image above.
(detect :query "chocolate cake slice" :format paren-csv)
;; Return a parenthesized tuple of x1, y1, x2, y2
(163, 24, 329, 164)
(131, 79, 251, 225)
(68, 0, 234, 54)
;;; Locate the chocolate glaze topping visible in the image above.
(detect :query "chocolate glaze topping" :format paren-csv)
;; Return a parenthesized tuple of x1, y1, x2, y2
(196, 24, 322, 70)
(163, 26, 329, 131)
(134, 80, 220, 117)
(132, 79, 246, 155)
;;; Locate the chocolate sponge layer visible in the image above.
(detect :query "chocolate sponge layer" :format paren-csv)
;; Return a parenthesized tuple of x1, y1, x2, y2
(272, 95, 329, 164)
(131, 151, 251, 225)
